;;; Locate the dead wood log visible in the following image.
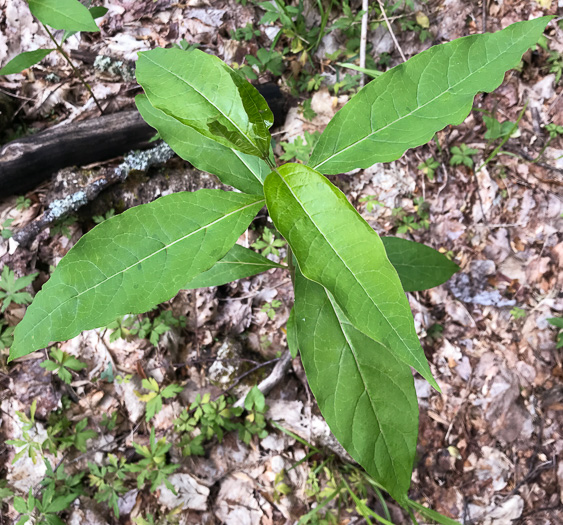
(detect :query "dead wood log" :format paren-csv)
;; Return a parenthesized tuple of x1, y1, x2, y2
(0, 110, 155, 197)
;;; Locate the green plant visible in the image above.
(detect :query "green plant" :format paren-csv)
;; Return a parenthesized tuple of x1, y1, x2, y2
(50, 216, 76, 239)
(40, 349, 87, 384)
(418, 156, 440, 180)
(242, 48, 284, 79)
(88, 454, 128, 517)
(545, 122, 563, 138)
(1, 218, 14, 239)
(16, 196, 32, 211)
(92, 209, 116, 224)
(6, 400, 42, 464)
(359, 195, 384, 212)
(231, 22, 261, 42)
(260, 299, 282, 320)
(125, 427, 179, 492)
(0, 266, 38, 312)
(279, 131, 321, 163)
(547, 317, 563, 348)
(510, 307, 527, 319)
(43, 414, 97, 454)
(0, 319, 15, 349)
(0, 0, 107, 113)
(13, 486, 76, 525)
(251, 227, 287, 257)
(546, 50, 563, 83)
(11, 17, 549, 512)
(239, 385, 268, 443)
(135, 378, 184, 422)
(300, 99, 317, 121)
(483, 114, 519, 140)
(449, 143, 479, 168)
(108, 309, 186, 345)
(41, 460, 84, 499)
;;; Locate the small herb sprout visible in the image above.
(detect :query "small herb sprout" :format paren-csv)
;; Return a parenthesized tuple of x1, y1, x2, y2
(88, 454, 128, 517)
(359, 195, 384, 213)
(50, 216, 76, 239)
(279, 131, 321, 163)
(261, 299, 282, 320)
(0, 319, 15, 350)
(417, 156, 440, 181)
(300, 99, 317, 121)
(43, 415, 97, 454)
(135, 378, 184, 422)
(240, 386, 268, 444)
(109, 310, 186, 346)
(40, 349, 87, 384)
(510, 307, 527, 320)
(0, 266, 38, 312)
(252, 227, 287, 257)
(92, 209, 115, 224)
(0, 479, 14, 501)
(16, 196, 32, 211)
(483, 115, 518, 140)
(449, 143, 479, 168)
(125, 427, 179, 492)
(1, 218, 14, 239)
(547, 50, 563, 83)
(230, 22, 260, 42)
(243, 49, 284, 79)
(6, 400, 42, 464)
(13, 485, 76, 525)
(547, 317, 563, 348)
(42, 460, 84, 499)
(425, 323, 444, 341)
(545, 122, 563, 139)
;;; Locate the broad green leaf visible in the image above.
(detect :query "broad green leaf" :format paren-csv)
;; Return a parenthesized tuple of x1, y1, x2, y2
(264, 164, 437, 388)
(0, 49, 54, 75)
(136, 94, 270, 195)
(27, 0, 99, 32)
(183, 244, 283, 289)
(381, 237, 459, 292)
(136, 48, 273, 158)
(309, 17, 551, 173)
(62, 6, 108, 43)
(10, 190, 264, 361)
(294, 269, 418, 502)
(286, 307, 298, 358)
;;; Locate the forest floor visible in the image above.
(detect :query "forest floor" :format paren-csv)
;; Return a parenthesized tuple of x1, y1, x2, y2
(0, 0, 562, 524)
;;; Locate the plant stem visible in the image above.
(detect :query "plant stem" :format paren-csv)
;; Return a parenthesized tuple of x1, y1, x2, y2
(43, 24, 104, 115)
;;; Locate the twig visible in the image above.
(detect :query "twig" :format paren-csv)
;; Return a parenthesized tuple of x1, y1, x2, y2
(12, 142, 174, 247)
(376, 0, 406, 62)
(359, 0, 369, 87)
(43, 24, 104, 115)
(482, 0, 487, 33)
(233, 350, 292, 408)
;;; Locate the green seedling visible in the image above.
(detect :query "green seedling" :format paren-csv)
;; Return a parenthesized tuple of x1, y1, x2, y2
(0, 266, 38, 312)
(359, 195, 384, 213)
(483, 115, 519, 140)
(16, 196, 32, 211)
(300, 99, 317, 121)
(125, 427, 179, 493)
(231, 23, 261, 42)
(261, 299, 282, 320)
(449, 143, 479, 168)
(547, 317, 563, 348)
(50, 216, 76, 239)
(92, 209, 116, 224)
(89, 454, 128, 517)
(547, 50, 563, 83)
(242, 48, 284, 79)
(11, 17, 550, 512)
(510, 307, 527, 320)
(280, 131, 321, 163)
(418, 156, 440, 180)
(43, 415, 96, 454)
(40, 349, 87, 384)
(6, 400, 42, 464)
(252, 227, 287, 257)
(1, 218, 14, 239)
(13, 486, 76, 525)
(135, 378, 184, 422)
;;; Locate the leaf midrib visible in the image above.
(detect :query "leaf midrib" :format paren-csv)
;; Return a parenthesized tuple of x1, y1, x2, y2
(35, 198, 264, 325)
(143, 53, 257, 155)
(274, 171, 427, 374)
(312, 28, 532, 170)
(326, 291, 406, 488)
